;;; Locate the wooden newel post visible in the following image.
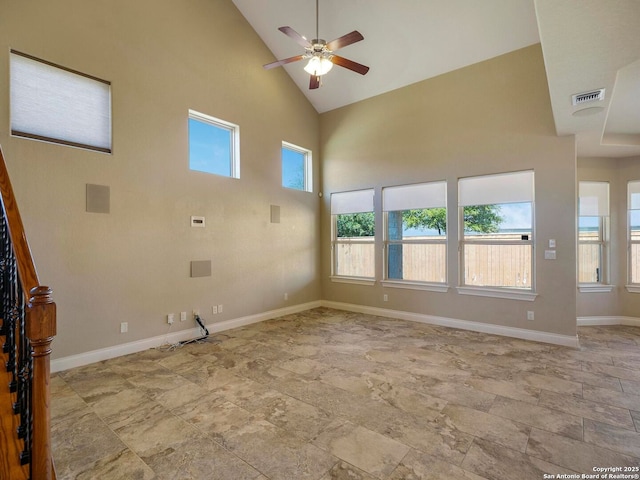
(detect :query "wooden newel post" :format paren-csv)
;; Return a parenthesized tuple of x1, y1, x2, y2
(26, 286, 56, 480)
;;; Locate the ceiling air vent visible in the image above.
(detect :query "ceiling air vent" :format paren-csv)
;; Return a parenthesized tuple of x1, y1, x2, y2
(572, 88, 605, 106)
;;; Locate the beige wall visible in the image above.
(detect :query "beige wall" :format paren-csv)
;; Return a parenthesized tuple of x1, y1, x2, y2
(0, 0, 321, 358)
(577, 156, 640, 318)
(320, 45, 578, 336)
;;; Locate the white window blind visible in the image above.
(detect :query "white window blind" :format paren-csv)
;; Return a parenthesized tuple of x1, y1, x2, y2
(331, 189, 374, 215)
(459, 170, 534, 206)
(383, 181, 446, 211)
(629, 181, 640, 210)
(10, 51, 112, 153)
(579, 181, 610, 216)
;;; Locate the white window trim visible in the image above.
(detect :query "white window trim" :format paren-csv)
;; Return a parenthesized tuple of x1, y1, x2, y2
(381, 280, 449, 293)
(625, 285, 640, 293)
(188, 109, 240, 179)
(579, 284, 615, 293)
(456, 286, 538, 301)
(330, 276, 376, 286)
(282, 141, 312, 192)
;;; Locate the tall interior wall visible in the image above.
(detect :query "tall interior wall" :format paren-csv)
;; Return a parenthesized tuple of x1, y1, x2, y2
(320, 45, 578, 337)
(0, 0, 322, 359)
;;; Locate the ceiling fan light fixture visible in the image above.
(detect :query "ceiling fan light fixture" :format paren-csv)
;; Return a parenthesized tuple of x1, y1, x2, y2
(304, 56, 333, 76)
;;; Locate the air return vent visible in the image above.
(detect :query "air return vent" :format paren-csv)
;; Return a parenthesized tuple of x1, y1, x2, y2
(572, 89, 605, 106)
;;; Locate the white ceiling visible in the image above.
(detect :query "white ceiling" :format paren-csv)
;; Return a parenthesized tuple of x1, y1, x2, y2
(232, 0, 640, 158)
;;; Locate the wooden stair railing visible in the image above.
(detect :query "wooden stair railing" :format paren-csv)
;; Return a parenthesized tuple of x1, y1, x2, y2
(0, 146, 56, 480)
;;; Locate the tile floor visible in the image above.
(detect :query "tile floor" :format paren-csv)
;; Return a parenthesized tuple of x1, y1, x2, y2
(51, 308, 640, 479)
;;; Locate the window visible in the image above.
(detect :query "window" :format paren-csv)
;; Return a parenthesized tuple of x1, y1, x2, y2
(10, 50, 111, 153)
(331, 189, 375, 282)
(382, 181, 447, 289)
(628, 181, 640, 289)
(188, 110, 239, 178)
(578, 182, 610, 286)
(458, 170, 535, 299)
(282, 142, 312, 192)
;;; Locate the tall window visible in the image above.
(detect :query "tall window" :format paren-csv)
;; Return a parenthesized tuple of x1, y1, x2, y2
(10, 50, 112, 153)
(382, 181, 447, 286)
(629, 181, 640, 286)
(188, 110, 239, 178)
(331, 189, 375, 280)
(282, 142, 312, 192)
(578, 181, 610, 285)
(459, 171, 534, 293)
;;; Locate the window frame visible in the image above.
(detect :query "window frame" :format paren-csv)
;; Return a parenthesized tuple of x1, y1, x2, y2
(457, 171, 537, 301)
(10, 50, 112, 154)
(281, 141, 312, 192)
(577, 181, 611, 292)
(381, 181, 448, 292)
(330, 189, 376, 285)
(627, 180, 640, 292)
(188, 109, 240, 179)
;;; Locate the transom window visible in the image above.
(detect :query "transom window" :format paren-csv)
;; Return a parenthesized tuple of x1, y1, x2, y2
(382, 181, 447, 287)
(10, 50, 112, 153)
(188, 110, 239, 178)
(331, 189, 375, 281)
(578, 181, 610, 285)
(282, 142, 312, 192)
(459, 171, 535, 293)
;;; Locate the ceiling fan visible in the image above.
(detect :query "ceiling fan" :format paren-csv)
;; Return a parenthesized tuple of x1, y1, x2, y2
(263, 0, 370, 89)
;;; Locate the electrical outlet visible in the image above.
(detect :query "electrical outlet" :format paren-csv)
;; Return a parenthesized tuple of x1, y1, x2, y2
(167, 313, 175, 324)
(193, 309, 199, 317)
(383, 294, 388, 302)
(527, 311, 535, 321)
(218, 304, 223, 314)
(284, 293, 288, 301)
(120, 322, 128, 333)
(180, 311, 187, 322)
(212, 305, 218, 315)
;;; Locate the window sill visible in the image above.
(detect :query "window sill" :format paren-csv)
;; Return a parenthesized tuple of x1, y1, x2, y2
(330, 276, 376, 286)
(625, 285, 640, 294)
(456, 286, 537, 301)
(578, 284, 615, 293)
(381, 280, 449, 293)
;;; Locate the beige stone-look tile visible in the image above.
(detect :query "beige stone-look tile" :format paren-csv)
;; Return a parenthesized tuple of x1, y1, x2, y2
(220, 418, 337, 480)
(632, 410, 640, 432)
(583, 361, 640, 383)
(61, 368, 132, 404)
(90, 387, 163, 430)
(125, 370, 195, 397)
(143, 436, 262, 480)
(312, 421, 409, 478)
(583, 383, 640, 410)
(583, 419, 640, 458)
(435, 404, 531, 452)
(114, 408, 206, 459)
(489, 396, 583, 440)
(515, 372, 582, 396)
(462, 437, 576, 480)
(526, 428, 640, 472)
(52, 411, 128, 479)
(279, 356, 332, 377)
(50, 375, 92, 426)
(539, 389, 636, 430)
(529, 363, 623, 391)
(254, 392, 334, 439)
(621, 379, 640, 396)
(177, 360, 241, 390)
(318, 461, 379, 480)
(465, 376, 540, 404)
(213, 375, 283, 410)
(71, 448, 156, 480)
(150, 381, 211, 411)
(174, 400, 262, 439)
(406, 376, 496, 412)
(388, 448, 488, 480)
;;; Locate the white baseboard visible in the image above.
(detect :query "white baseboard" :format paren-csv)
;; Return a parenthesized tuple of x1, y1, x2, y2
(51, 300, 322, 373)
(577, 316, 640, 327)
(321, 300, 580, 348)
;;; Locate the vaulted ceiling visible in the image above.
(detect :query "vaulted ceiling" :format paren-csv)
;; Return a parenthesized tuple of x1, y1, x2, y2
(232, 0, 640, 158)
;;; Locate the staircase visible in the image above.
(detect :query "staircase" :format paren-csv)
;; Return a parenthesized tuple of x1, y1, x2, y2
(0, 146, 57, 480)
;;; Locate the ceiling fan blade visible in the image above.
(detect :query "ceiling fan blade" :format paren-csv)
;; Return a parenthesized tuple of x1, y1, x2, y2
(278, 26, 312, 48)
(331, 55, 370, 75)
(326, 30, 364, 51)
(309, 75, 320, 89)
(263, 55, 305, 70)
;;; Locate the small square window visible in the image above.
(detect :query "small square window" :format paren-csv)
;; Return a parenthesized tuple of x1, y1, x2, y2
(189, 110, 239, 178)
(282, 142, 312, 192)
